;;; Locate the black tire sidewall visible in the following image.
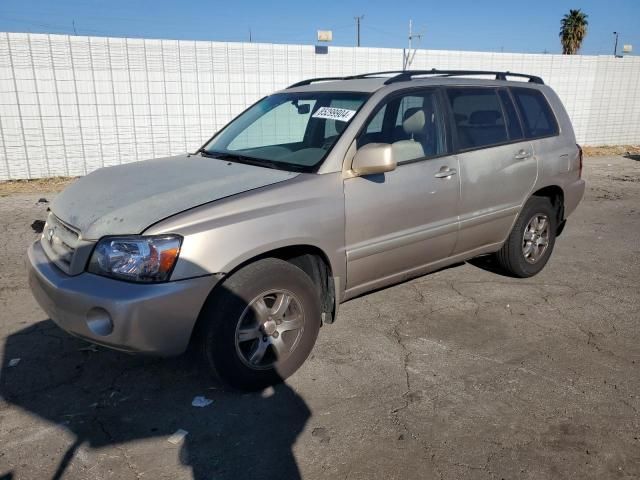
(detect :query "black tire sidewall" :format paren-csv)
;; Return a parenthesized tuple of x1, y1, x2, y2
(199, 258, 322, 391)
(504, 197, 557, 277)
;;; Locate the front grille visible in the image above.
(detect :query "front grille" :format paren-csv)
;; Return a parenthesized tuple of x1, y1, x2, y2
(41, 212, 80, 274)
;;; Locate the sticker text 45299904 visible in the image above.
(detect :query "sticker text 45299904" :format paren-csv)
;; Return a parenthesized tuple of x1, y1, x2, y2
(312, 107, 357, 122)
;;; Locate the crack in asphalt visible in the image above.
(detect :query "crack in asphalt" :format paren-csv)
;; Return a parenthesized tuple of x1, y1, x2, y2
(96, 416, 142, 480)
(389, 326, 411, 415)
(362, 299, 446, 479)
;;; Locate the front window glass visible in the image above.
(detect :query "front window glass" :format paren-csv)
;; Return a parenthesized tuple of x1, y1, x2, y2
(365, 105, 386, 134)
(203, 92, 368, 172)
(358, 90, 448, 162)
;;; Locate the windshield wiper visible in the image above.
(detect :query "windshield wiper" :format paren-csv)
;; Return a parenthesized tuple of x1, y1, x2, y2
(199, 149, 302, 172)
(198, 149, 217, 158)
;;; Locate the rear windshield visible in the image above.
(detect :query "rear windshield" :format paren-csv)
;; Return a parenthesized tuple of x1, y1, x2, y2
(202, 92, 369, 172)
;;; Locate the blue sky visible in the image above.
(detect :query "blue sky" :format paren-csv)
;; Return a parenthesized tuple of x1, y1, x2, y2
(1, 0, 638, 55)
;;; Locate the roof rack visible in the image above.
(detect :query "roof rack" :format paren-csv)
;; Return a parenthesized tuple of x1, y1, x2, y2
(287, 76, 351, 88)
(382, 69, 544, 85)
(287, 72, 406, 88)
(287, 69, 544, 89)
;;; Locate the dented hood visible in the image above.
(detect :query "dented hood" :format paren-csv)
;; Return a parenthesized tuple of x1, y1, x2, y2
(51, 154, 298, 240)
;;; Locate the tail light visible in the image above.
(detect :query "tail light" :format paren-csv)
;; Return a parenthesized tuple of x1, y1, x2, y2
(577, 144, 583, 178)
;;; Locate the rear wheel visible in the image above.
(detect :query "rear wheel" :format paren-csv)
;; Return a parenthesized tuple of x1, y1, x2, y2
(197, 258, 321, 391)
(495, 196, 558, 278)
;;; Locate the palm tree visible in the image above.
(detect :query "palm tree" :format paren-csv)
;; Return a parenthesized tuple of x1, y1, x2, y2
(560, 9, 589, 54)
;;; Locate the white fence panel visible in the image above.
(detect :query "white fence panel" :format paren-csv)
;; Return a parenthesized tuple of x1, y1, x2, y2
(0, 32, 639, 180)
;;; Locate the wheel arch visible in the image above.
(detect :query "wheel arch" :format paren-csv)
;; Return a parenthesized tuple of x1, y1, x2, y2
(189, 244, 337, 350)
(530, 184, 565, 236)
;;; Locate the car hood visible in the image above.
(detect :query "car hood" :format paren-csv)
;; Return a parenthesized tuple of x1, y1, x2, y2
(51, 154, 299, 240)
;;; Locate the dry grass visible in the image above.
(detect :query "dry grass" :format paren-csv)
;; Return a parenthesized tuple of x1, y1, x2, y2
(582, 145, 640, 157)
(0, 177, 77, 196)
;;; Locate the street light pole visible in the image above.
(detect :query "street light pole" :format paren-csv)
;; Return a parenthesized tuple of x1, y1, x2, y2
(613, 31, 619, 56)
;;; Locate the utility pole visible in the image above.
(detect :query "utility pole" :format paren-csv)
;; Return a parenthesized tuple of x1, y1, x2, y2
(404, 19, 422, 69)
(249, 27, 252, 43)
(613, 31, 619, 56)
(354, 15, 364, 47)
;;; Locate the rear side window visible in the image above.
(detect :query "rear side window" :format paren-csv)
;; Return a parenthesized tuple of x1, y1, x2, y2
(511, 88, 559, 139)
(447, 88, 509, 150)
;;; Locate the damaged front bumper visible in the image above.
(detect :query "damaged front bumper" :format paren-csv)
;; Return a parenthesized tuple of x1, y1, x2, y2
(27, 240, 219, 356)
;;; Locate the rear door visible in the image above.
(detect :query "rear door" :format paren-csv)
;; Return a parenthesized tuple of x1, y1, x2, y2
(510, 87, 568, 176)
(446, 87, 537, 254)
(344, 88, 460, 296)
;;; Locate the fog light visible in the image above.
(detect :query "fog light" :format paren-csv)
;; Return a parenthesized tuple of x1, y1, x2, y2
(86, 307, 114, 336)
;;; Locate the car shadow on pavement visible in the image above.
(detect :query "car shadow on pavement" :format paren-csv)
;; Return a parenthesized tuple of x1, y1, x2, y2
(0, 318, 310, 479)
(467, 255, 518, 277)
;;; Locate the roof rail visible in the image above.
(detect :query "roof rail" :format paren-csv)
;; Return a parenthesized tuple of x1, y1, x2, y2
(287, 69, 544, 89)
(287, 71, 415, 88)
(382, 69, 544, 85)
(287, 76, 350, 88)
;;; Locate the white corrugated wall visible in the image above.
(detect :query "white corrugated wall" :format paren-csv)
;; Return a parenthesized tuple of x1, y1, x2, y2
(0, 32, 639, 180)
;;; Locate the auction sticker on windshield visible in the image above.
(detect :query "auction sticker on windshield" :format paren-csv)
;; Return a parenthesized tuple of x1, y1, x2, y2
(312, 107, 357, 122)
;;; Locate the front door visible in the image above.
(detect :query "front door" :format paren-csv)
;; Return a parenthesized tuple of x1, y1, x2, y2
(344, 88, 460, 297)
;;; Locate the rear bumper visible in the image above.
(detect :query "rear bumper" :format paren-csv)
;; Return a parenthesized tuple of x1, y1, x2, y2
(564, 179, 586, 218)
(27, 240, 219, 356)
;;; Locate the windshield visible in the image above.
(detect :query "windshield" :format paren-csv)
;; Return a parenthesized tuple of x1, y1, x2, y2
(202, 92, 369, 172)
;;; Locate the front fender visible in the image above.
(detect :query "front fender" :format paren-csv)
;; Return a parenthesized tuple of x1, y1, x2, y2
(145, 173, 347, 298)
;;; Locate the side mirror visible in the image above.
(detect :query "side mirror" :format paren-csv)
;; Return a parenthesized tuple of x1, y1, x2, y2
(351, 143, 397, 176)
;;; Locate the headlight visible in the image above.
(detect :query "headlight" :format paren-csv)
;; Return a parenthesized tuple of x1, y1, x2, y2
(87, 235, 182, 283)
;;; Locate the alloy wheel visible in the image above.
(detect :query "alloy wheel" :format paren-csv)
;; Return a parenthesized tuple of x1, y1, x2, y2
(522, 213, 550, 264)
(234, 290, 305, 370)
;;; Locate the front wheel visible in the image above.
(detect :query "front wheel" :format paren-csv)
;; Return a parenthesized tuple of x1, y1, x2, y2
(197, 258, 322, 391)
(495, 196, 558, 278)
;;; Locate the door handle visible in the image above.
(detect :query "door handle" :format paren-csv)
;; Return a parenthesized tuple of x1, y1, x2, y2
(434, 167, 457, 178)
(514, 149, 532, 160)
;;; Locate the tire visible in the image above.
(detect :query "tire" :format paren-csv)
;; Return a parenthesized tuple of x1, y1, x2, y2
(197, 258, 322, 391)
(495, 196, 558, 278)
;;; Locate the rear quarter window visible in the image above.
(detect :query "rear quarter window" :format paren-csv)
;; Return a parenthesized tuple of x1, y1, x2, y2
(511, 88, 559, 139)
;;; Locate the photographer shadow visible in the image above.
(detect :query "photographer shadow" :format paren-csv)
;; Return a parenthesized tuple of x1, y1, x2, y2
(0, 287, 310, 480)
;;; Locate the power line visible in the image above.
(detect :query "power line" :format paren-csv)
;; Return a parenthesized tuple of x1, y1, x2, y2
(0, 15, 114, 36)
(326, 23, 354, 32)
(363, 24, 398, 39)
